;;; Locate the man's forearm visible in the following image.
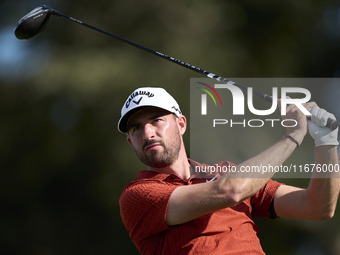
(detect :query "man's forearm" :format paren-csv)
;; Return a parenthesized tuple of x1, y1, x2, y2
(306, 146, 340, 219)
(217, 135, 300, 204)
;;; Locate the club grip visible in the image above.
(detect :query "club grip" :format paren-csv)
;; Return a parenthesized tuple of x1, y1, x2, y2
(327, 118, 338, 130)
(307, 116, 338, 130)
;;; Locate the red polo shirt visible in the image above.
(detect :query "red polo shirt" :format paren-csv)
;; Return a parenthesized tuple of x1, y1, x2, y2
(119, 160, 283, 254)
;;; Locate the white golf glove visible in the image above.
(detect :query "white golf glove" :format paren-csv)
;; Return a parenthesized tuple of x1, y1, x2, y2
(308, 106, 339, 146)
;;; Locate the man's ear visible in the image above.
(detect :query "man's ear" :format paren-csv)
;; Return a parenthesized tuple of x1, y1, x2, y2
(127, 135, 133, 147)
(177, 115, 187, 135)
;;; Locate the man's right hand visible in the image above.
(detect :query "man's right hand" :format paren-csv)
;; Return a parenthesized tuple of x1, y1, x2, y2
(280, 99, 316, 146)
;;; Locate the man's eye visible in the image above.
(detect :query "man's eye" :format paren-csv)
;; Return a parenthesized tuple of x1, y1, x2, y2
(133, 126, 141, 132)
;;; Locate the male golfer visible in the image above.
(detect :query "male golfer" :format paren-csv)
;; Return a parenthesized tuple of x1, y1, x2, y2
(118, 87, 339, 255)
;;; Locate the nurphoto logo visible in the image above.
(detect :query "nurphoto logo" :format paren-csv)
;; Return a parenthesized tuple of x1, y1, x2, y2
(190, 77, 338, 178)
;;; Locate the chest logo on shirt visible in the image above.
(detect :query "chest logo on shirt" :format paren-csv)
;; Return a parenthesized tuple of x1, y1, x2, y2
(206, 174, 219, 182)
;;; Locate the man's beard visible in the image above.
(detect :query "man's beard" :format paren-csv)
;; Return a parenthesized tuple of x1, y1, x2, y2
(133, 130, 181, 168)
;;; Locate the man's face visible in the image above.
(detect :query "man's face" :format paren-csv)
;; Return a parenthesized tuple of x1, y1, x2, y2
(126, 108, 185, 168)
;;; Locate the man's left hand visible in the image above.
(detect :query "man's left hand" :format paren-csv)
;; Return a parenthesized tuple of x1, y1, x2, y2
(308, 106, 339, 146)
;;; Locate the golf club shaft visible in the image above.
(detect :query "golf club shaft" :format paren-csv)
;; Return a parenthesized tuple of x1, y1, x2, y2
(49, 7, 338, 130)
(50, 8, 268, 99)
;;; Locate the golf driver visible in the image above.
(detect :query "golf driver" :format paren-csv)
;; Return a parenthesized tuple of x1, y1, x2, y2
(14, 5, 338, 130)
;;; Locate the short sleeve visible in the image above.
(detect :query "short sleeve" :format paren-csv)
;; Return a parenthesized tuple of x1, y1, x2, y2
(250, 179, 284, 218)
(119, 180, 177, 242)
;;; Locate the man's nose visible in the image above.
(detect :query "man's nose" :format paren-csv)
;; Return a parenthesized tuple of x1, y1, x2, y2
(143, 123, 155, 140)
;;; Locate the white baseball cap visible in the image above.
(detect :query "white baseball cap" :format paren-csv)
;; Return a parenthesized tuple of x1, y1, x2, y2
(118, 87, 182, 133)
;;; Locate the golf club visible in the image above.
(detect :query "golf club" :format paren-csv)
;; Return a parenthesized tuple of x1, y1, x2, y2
(14, 5, 338, 130)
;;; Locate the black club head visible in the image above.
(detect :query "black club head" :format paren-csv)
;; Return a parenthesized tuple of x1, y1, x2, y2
(14, 5, 52, 40)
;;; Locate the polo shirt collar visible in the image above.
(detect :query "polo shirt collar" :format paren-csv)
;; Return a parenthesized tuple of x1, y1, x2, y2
(136, 159, 220, 182)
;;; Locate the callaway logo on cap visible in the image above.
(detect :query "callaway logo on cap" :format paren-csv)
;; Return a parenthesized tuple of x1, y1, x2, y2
(118, 87, 182, 133)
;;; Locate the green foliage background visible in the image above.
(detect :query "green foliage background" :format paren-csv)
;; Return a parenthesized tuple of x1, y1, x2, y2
(1, 0, 340, 254)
